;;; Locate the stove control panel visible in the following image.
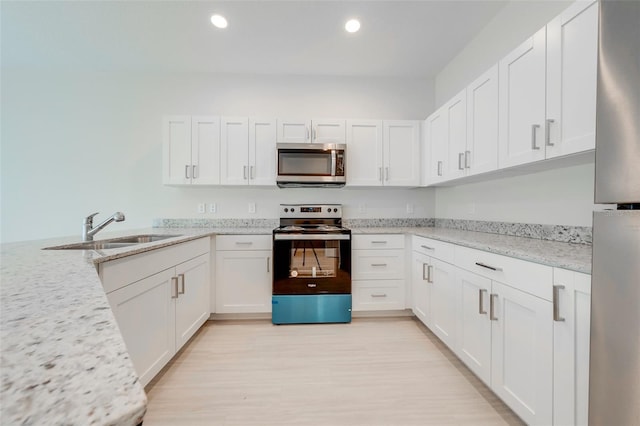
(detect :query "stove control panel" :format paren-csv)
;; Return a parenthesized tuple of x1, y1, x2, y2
(280, 204, 342, 219)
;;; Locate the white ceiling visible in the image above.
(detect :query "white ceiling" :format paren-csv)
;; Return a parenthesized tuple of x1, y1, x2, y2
(1, 0, 509, 78)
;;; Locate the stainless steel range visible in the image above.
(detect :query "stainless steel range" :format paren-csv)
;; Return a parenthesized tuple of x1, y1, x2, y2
(272, 204, 351, 324)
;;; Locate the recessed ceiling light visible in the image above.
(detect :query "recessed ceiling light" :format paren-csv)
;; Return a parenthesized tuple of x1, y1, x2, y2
(210, 14, 228, 29)
(345, 19, 361, 33)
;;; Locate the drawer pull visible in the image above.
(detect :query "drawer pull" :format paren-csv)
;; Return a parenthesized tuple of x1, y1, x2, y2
(371, 241, 388, 244)
(371, 263, 387, 267)
(235, 241, 253, 245)
(420, 245, 434, 250)
(553, 285, 565, 322)
(475, 262, 503, 272)
(479, 289, 487, 315)
(371, 293, 388, 298)
(489, 293, 498, 321)
(307, 283, 317, 288)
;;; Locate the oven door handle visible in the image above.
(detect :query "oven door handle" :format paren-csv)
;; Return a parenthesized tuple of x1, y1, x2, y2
(274, 233, 351, 241)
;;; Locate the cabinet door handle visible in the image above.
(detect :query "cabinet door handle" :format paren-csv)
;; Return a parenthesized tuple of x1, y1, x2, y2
(171, 276, 179, 299)
(465, 151, 471, 169)
(420, 245, 434, 251)
(475, 262, 503, 272)
(371, 263, 387, 267)
(427, 265, 434, 283)
(545, 119, 555, 146)
(479, 289, 487, 314)
(458, 152, 465, 170)
(178, 274, 185, 295)
(489, 293, 498, 321)
(312, 128, 316, 142)
(185, 165, 191, 179)
(437, 161, 443, 176)
(422, 263, 428, 280)
(243, 166, 247, 180)
(250, 166, 255, 180)
(553, 284, 565, 322)
(379, 167, 383, 182)
(192, 165, 198, 179)
(385, 167, 389, 181)
(371, 293, 388, 298)
(306, 127, 310, 142)
(531, 124, 541, 150)
(267, 257, 270, 273)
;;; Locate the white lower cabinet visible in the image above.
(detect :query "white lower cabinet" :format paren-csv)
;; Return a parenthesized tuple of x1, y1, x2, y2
(429, 258, 458, 348)
(215, 235, 272, 313)
(101, 238, 211, 387)
(411, 251, 431, 327)
(352, 234, 405, 311)
(552, 268, 591, 426)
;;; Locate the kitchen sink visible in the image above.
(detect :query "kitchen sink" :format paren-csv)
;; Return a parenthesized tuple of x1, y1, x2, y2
(44, 234, 182, 250)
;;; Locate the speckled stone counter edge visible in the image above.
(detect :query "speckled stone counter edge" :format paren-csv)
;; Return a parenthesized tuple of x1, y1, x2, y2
(155, 218, 592, 245)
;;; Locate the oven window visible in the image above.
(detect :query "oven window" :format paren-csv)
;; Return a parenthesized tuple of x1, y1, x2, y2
(278, 151, 332, 176)
(289, 240, 339, 278)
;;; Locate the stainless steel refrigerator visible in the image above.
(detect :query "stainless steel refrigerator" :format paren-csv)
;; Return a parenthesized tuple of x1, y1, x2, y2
(589, 1, 640, 424)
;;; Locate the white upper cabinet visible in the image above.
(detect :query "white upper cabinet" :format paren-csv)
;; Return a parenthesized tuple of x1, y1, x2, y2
(545, 0, 598, 158)
(163, 115, 221, 185)
(445, 90, 468, 181)
(249, 118, 277, 186)
(499, 0, 598, 168)
(277, 118, 345, 144)
(383, 120, 420, 186)
(346, 120, 420, 187)
(498, 26, 547, 168)
(466, 65, 499, 176)
(425, 108, 447, 184)
(346, 120, 384, 186)
(221, 117, 276, 186)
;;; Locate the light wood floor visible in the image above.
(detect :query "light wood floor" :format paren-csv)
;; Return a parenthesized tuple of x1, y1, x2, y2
(144, 317, 524, 426)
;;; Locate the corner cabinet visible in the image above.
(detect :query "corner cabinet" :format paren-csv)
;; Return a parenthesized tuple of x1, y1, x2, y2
(163, 116, 221, 185)
(346, 120, 420, 187)
(220, 117, 276, 186)
(100, 238, 211, 387)
(215, 235, 272, 313)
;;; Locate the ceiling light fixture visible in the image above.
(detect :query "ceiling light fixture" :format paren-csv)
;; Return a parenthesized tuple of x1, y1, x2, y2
(345, 19, 361, 33)
(210, 14, 228, 29)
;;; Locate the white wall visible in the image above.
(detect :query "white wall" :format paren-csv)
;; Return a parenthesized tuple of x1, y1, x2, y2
(0, 70, 434, 243)
(432, 0, 594, 227)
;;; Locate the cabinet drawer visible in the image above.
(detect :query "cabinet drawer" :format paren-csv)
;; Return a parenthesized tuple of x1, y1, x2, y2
(216, 234, 272, 251)
(352, 249, 405, 280)
(412, 236, 454, 263)
(455, 245, 553, 301)
(352, 280, 405, 311)
(352, 234, 405, 250)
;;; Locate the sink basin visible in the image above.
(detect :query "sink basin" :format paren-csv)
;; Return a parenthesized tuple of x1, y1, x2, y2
(44, 234, 182, 250)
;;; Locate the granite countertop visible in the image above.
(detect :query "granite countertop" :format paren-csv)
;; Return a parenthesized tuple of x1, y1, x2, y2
(0, 224, 590, 425)
(0, 227, 271, 426)
(351, 227, 592, 274)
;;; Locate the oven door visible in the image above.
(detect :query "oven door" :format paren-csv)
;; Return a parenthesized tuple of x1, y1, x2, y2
(273, 233, 351, 295)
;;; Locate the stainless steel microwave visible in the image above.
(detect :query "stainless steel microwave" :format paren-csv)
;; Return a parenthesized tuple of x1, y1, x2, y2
(276, 143, 346, 188)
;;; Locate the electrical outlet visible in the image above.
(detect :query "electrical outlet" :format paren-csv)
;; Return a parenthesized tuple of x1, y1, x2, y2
(209, 203, 217, 213)
(358, 203, 366, 214)
(248, 202, 256, 214)
(197, 203, 206, 214)
(406, 203, 414, 214)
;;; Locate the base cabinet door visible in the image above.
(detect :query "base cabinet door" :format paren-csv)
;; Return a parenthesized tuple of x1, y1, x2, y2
(107, 269, 176, 387)
(429, 258, 458, 348)
(175, 254, 211, 349)
(411, 251, 431, 327)
(491, 281, 553, 426)
(216, 250, 272, 313)
(553, 269, 591, 426)
(456, 268, 492, 385)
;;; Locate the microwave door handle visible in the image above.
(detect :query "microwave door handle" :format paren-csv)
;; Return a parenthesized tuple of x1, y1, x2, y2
(331, 150, 337, 176)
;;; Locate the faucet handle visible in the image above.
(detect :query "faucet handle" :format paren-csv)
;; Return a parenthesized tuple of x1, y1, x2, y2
(84, 212, 99, 225)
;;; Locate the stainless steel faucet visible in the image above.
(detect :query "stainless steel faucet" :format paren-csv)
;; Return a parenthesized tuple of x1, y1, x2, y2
(82, 212, 125, 241)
